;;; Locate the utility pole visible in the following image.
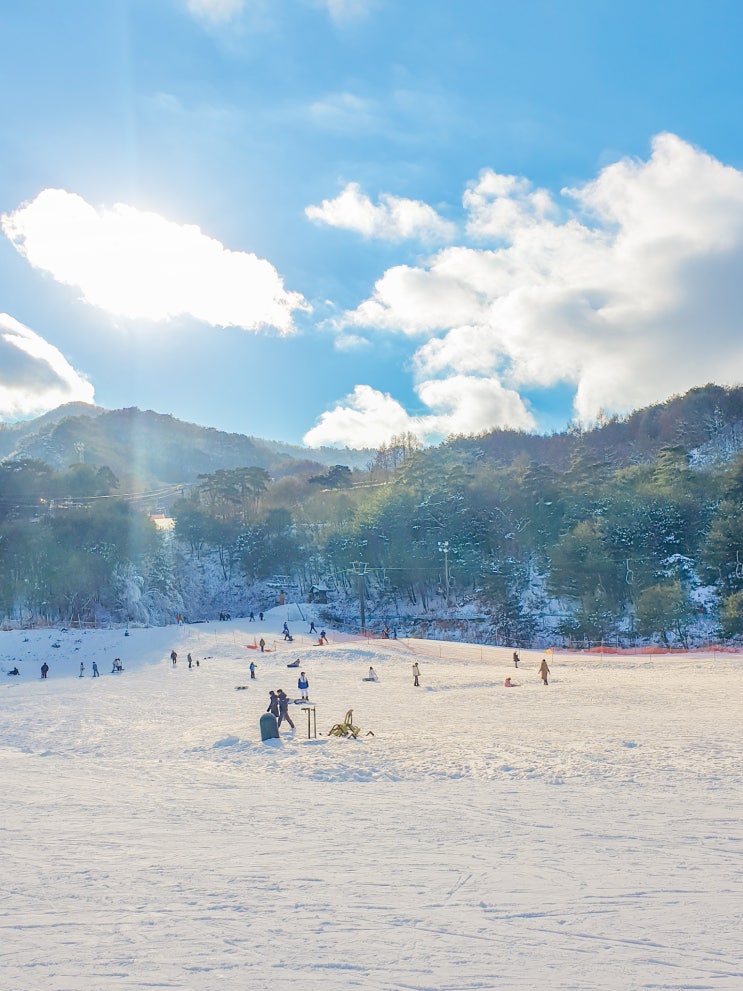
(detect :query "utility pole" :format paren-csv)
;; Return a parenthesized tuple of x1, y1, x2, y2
(350, 561, 368, 634)
(438, 541, 450, 608)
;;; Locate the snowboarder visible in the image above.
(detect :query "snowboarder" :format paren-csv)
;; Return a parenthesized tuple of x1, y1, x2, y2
(276, 689, 295, 729)
(79, 662, 85, 678)
(92, 661, 99, 677)
(309, 621, 317, 634)
(298, 671, 309, 700)
(249, 660, 256, 679)
(412, 662, 420, 687)
(259, 638, 266, 653)
(40, 662, 49, 679)
(267, 690, 280, 718)
(170, 650, 177, 666)
(513, 651, 520, 668)
(538, 658, 550, 685)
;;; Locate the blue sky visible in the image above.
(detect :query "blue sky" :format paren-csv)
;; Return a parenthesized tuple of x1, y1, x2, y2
(2, 0, 743, 448)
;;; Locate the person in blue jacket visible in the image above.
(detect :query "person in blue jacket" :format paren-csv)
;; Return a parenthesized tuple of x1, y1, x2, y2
(298, 671, 309, 700)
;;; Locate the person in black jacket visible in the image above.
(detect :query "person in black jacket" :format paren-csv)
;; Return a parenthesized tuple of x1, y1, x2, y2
(267, 691, 279, 718)
(276, 689, 295, 729)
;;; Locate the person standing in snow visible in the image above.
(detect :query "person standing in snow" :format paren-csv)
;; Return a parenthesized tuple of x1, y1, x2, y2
(187, 653, 193, 669)
(249, 611, 255, 621)
(170, 650, 177, 666)
(40, 662, 49, 679)
(79, 662, 85, 678)
(92, 661, 99, 677)
(259, 638, 266, 653)
(249, 660, 256, 679)
(412, 662, 420, 687)
(309, 621, 317, 634)
(259, 612, 263, 621)
(276, 689, 295, 729)
(298, 671, 309, 700)
(267, 691, 279, 718)
(513, 650, 520, 668)
(538, 658, 550, 685)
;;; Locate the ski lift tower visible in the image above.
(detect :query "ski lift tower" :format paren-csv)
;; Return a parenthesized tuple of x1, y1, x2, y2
(438, 540, 451, 608)
(350, 561, 369, 634)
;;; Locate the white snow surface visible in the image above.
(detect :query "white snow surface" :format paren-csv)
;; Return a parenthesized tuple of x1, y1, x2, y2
(2, 607, 742, 990)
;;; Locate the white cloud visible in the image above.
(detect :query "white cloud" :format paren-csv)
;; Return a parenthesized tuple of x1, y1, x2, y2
(306, 182, 456, 243)
(323, 0, 374, 23)
(331, 133, 743, 434)
(464, 170, 556, 240)
(185, 0, 245, 23)
(2, 189, 308, 333)
(306, 92, 382, 134)
(0, 313, 95, 418)
(302, 379, 534, 448)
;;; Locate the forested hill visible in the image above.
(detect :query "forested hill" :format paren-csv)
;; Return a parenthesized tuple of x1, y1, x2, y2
(0, 404, 371, 489)
(445, 384, 743, 469)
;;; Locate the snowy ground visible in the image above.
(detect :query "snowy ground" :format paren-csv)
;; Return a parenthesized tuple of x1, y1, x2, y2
(2, 608, 742, 990)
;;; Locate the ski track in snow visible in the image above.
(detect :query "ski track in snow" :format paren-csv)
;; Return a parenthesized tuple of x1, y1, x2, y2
(2, 612, 742, 990)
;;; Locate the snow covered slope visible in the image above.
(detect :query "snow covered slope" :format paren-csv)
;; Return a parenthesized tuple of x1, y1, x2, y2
(2, 612, 741, 989)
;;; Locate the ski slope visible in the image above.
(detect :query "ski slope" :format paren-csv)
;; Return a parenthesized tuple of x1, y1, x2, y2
(2, 611, 742, 990)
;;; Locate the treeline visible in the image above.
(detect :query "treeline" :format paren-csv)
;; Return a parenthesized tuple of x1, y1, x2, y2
(2, 403, 743, 643)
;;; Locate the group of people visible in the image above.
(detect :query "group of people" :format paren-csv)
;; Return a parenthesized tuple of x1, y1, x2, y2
(505, 657, 550, 686)
(266, 688, 295, 729)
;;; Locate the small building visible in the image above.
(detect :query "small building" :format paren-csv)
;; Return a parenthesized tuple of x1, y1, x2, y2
(309, 584, 330, 604)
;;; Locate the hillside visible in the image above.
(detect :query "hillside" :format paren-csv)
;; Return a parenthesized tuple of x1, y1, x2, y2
(446, 383, 743, 468)
(0, 404, 372, 491)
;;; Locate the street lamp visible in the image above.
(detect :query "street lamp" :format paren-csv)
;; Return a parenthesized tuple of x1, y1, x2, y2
(438, 540, 450, 608)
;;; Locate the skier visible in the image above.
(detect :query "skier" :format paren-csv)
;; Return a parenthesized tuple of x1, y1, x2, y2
(41, 662, 49, 679)
(276, 689, 295, 729)
(412, 662, 420, 687)
(266, 690, 280, 718)
(170, 650, 177, 666)
(538, 658, 550, 685)
(249, 660, 256, 679)
(298, 671, 309, 700)
(309, 621, 317, 634)
(92, 661, 99, 677)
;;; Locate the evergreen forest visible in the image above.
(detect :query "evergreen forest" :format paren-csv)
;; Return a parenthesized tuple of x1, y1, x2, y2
(2, 385, 743, 646)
